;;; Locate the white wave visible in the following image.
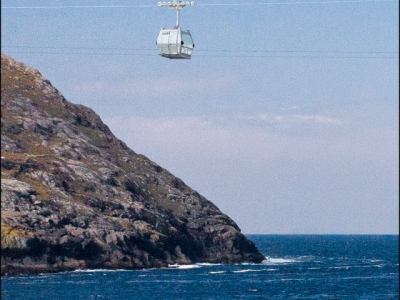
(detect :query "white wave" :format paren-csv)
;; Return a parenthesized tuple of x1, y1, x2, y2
(209, 271, 226, 274)
(372, 264, 384, 268)
(297, 255, 315, 260)
(343, 276, 384, 280)
(14, 282, 40, 285)
(233, 269, 260, 273)
(71, 269, 115, 273)
(168, 264, 201, 269)
(196, 263, 222, 266)
(281, 278, 305, 281)
(240, 262, 259, 266)
(262, 258, 298, 265)
(66, 280, 99, 284)
(329, 266, 350, 270)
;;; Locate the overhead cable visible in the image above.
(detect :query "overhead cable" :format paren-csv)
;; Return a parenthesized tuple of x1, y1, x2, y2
(2, 46, 398, 56)
(2, 50, 397, 59)
(1, 0, 397, 9)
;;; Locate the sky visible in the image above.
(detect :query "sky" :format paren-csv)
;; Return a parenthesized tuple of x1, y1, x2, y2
(1, 0, 398, 234)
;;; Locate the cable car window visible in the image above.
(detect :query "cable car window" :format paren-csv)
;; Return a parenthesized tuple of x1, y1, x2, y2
(181, 32, 193, 46)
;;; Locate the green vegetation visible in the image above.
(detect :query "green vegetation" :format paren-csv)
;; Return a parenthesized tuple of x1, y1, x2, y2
(1, 223, 33, 247)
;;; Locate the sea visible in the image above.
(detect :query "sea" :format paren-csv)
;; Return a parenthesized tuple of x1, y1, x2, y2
(1, 235, 398, 299)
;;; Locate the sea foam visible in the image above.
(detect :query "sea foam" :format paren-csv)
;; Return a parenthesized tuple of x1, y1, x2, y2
(262, 258, 298, 265)
(168, 264, 201, 269)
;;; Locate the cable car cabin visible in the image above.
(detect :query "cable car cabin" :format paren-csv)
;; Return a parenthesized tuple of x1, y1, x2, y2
(156, 28, 194, 59)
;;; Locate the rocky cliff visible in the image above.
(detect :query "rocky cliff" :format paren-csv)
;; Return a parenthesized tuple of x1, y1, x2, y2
(1, 54, 265, 275)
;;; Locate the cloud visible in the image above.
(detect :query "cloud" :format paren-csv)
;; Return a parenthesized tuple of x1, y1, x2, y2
(104, 112, 398, 234)
(128, 76, 236, 97)
(106, 115, 288, 164)
(254, 113, 342, 125)
(280, 105, 300, 111)
(67, 73, 237, 101)
(104, 112, 393, 170)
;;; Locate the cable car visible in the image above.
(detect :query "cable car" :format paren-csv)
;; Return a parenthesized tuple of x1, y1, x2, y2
(156, 1, 195, 59)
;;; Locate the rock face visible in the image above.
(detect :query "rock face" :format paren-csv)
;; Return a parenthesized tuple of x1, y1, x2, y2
(1, 54, 265, 275)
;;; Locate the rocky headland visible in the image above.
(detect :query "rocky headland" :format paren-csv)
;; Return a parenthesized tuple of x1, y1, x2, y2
(1, 54, 265, 275)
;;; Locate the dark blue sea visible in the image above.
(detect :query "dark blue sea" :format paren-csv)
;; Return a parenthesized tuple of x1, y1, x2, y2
(2, 235, 398, 299)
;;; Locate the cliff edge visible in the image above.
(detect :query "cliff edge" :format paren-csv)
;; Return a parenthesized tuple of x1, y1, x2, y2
(1, 54, 265, 275)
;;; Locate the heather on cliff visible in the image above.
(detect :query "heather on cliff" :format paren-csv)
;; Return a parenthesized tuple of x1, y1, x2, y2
(1, 54, 264, 275)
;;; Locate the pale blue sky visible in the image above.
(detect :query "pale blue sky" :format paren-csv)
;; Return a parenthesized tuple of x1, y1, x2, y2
(2, 0, 398, 234)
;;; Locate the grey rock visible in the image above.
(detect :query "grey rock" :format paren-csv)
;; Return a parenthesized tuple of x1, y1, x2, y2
(1, 54, 265, 276)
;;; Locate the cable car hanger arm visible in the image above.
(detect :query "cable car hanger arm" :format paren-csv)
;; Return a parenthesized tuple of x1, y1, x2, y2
(157, 1, 195, 28)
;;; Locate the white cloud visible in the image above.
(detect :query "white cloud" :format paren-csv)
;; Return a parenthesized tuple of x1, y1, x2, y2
(104, 113, 398, 234)
(106, 116, 291, 165)
(255, 113, 341, 125)
(68, 74, 237, 100)
(108, 116, 269, 154)
(312, 115, 342, 124)
(280, 105, 300, 111)
(104, 112, 394, 170)
(130, 76, 236, 97)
